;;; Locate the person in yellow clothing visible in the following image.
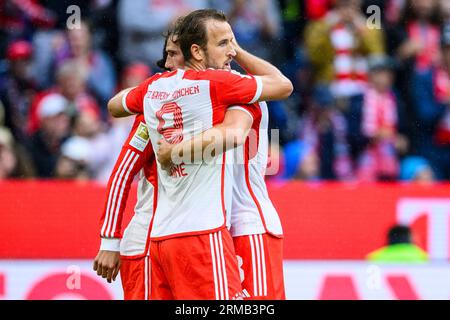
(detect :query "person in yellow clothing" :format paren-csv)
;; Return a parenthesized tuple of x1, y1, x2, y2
(303, 0, 385, 96)
(366, 225, 428, 263)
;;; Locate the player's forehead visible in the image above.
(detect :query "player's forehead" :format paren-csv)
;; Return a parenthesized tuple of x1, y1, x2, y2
(205, 19, 233, 45)
(166, 37, 180, 52)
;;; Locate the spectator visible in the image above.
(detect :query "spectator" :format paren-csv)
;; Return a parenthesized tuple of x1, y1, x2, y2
(68, 108, 112, 180)
(305, 0, 331, 21)
(383, 0, 405, 26)
(0, 40, 38, 143)
(55, 136, 91, 180)
(357, 56, 402, 181)
(0, 100, 35, 178)
(27, 60, 100, 134)
(0, 126, 17, 180)
(387, 0, 442, 140)
(55, 20, 117, 107)
(410, 24, 450, 180)
(400, 156, 435, 183)
(119, 62, 151, 89)
(304, 0, 385, 98)
(117, 0, 206, 67)
(394, 0, 442, 72)
(278, 0, 305, 60)
(366, 225, 428, 263)
(299, 85, 353, 180)
(440, 0, 450, 25)
(0, 0, 56, 57)
(304, 0, 386, 163)
(26, 93, 70, 177)
(282, 140, 320, 180)
(228, 0, 282, 63)
(30, 1, 102, 89)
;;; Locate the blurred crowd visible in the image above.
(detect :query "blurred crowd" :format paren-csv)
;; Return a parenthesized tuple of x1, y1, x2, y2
(0, 0, 449, 183)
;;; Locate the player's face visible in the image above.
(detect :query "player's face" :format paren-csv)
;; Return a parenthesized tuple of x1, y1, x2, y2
(204, 19, 236, 71)
(165, 37, 185, 71)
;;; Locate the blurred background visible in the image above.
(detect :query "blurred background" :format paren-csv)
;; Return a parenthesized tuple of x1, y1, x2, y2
(0, 0, 450, 300)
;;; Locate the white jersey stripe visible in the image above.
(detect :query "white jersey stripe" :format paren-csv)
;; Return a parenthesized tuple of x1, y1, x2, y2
(105, 151, 136, 237)
(210, 233, 219, 300)
(258, 234, 267, 296)
(148, 254, 152, 300)
(101, 149, 132, 236)
(249, 76, 263, 104)
(144, 256, 149, 300)
(104, 150, 134, 237)
(110, 153, 139, 237)
(214, 232, 224, 300)
(254, 234, 263, 296)
(217, 231, 229, 300)
(122, 89, 136, 114)
(249, 235, 258, 297)
(101, 149, 131, 236)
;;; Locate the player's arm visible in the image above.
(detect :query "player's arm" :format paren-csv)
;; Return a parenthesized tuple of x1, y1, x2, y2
(107, 87, 136, 118)
(232, 40, 293, 102)
(93, 115, 149, 283)
(157, 107, 254, 172)
(212, 67, 291, 108)
(108, 74, 157, 118)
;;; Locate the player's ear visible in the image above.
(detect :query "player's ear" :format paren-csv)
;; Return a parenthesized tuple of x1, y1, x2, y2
(190, 44, 204, 62)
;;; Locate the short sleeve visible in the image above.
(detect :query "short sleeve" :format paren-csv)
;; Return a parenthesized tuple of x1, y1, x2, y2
(227, 103, 261, 122)
(211, 70, 263, 106)
(123, 87, 144, 114)
(123, 75, 158, 114)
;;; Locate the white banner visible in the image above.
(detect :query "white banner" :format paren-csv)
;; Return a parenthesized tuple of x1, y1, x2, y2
(284, 261, 450, 300)
(0, 260, 449, 300)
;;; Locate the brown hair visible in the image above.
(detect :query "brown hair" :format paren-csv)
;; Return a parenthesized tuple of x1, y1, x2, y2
(175, 9, 227, 62)
(156, 16, 184, 70)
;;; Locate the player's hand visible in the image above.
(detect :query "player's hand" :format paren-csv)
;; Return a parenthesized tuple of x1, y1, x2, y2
(231, 32, 241, 53)
(157, 139, 176, 174)
(93, 250, 121, 283)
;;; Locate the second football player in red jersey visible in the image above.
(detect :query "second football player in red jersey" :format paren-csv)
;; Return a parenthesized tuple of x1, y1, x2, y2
(107, 9, 291, 300)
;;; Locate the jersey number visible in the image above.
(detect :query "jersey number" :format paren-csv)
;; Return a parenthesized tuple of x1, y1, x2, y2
(156, 102, 184, 144)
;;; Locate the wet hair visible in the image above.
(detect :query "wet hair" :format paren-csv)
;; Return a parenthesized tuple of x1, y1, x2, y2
(156, 36, 169, 70)
(156, 17, 184, 70)
(175, 9, 227, 62)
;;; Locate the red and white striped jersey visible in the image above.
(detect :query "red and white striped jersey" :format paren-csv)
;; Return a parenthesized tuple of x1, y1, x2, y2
(229, 102, 283, 237)
(362, 87, 397, 138)
(99, 114, 157, 257)
(123, 68, 263, 240)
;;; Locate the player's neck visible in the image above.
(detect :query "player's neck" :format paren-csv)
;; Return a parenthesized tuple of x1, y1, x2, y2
(185, 60, 206, 72)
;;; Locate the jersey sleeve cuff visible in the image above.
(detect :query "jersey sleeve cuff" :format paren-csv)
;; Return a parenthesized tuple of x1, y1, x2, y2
(227, 106, 254, 121)
(249, 76, 263, 104)
(122, 89, 137, 115)
(100, 238, 121, 252)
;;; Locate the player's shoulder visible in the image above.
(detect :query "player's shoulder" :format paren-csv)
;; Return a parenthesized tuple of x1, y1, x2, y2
(183, 68, 250, 83)
(144, 70, 178, 85)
